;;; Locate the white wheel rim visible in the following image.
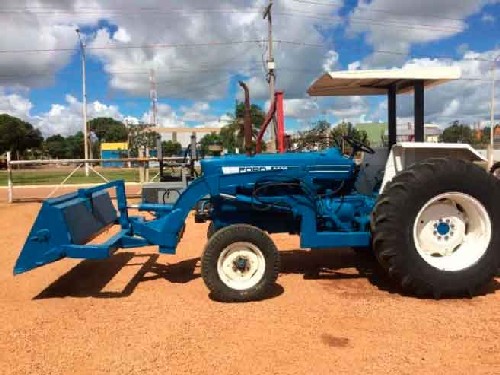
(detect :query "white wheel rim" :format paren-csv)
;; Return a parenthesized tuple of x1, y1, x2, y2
(413, 192, 492, 271)
(216, 242, 266, 291)
(493, 168, 500, 179)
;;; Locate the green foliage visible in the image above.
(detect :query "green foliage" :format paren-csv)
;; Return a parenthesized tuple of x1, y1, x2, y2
(43, 132, 85, 159)
(65, 132, 85, 159)
(127, 124, 160, 157)
(88, 117, 128, 143)
(0, 114, 43, 159)
(439, 121, 474, 144)
(295, 120, 331, 150)
(293, 120, 369, 153)
(200, 132, 223, 156)
(161, 140, 182, 156)
(44, 134, 69, 159)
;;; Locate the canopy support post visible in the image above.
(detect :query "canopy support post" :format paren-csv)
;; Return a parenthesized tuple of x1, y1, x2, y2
(388, 85, 397, 148)
(414, 80, 425, 142)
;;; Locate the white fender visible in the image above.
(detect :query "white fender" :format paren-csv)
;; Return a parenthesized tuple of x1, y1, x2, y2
(380, 142, 487, 193)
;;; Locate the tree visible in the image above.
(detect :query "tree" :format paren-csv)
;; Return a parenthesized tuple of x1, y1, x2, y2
(331, 121, 369, 153)
(65, 132, 85, 159)
(162, 140, 182, 156)
(88, 117, 128, 143)
(127, 123, 160, 157)
(0, 114, 43, 159)
(440, 121, 473, 144)
(44, 134, 69, 159)
(200, 132, 223, 156)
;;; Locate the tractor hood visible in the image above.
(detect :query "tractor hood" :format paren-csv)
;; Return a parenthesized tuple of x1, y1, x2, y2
(200, 148, 355, 178)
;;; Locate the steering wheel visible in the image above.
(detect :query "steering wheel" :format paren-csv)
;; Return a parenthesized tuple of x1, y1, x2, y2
(342, 135, 375, 155)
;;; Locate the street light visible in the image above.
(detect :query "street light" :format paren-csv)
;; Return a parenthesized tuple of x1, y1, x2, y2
(76, 28, 90, 176)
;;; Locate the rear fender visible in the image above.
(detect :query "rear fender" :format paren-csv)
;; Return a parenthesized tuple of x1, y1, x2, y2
(380, 142, 487, 193)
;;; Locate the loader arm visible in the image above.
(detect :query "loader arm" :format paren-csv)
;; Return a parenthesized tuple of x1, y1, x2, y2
(131, 176, 213, 253)
(14, 177, 213, 274)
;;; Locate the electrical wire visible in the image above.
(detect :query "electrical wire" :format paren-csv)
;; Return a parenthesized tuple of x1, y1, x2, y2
(289, 0, 476, 23)
(0, 40, 265, 54)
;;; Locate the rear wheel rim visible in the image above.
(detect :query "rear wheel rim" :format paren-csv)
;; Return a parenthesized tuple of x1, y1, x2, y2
(216, 242, 266, 290)
(413, 192, 492, 271)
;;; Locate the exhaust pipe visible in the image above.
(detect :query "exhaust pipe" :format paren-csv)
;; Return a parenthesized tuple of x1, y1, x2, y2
(238, 81, 253, 155)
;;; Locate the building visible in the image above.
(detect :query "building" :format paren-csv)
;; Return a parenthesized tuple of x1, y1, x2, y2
(383, 123, 442, 143)
(100, 142, 128, 168)
(355, 123, 387, 147)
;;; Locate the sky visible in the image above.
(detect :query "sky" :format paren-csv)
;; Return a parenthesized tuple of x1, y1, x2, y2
(0, 0, 499, 142)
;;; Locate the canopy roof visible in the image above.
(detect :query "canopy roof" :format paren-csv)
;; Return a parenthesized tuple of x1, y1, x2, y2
(307, 66, 461, 97)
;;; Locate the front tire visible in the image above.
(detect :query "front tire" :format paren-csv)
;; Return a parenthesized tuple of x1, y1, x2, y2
(207, 221, 218, 239)
(372, 158, 500, 298)
(201, 224, 280, 302)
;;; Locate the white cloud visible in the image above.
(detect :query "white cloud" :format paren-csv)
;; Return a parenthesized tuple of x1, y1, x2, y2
(80, 0, 344, 100)
(113, 28, 132, 43)
(322, 50, 339, 72)
(283, 98, 320, 119)
(481, 12, 496, 23)
(347, 0, 494, 67)
(0, 89, 33, 121)
(348, 61, 362, 71)
(371, 48, 500, 126)
(34, 94, 125, 136)
(0, 0, 103, 87)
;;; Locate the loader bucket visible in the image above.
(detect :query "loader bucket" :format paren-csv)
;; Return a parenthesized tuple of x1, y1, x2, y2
(14, 184, 122, 275)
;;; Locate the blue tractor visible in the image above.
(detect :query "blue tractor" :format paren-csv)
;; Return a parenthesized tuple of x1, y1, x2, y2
(12, 76, 500, 302)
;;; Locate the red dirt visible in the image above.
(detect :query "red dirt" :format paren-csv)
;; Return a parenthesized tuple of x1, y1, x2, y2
(0, 202, 499, 375)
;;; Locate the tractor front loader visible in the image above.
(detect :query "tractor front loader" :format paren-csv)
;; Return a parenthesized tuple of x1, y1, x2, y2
(13, 138, 500, 301)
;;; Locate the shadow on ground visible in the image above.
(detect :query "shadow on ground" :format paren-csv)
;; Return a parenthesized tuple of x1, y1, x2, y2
(34, 248, 500, 300)
(34, 252, 200, 299)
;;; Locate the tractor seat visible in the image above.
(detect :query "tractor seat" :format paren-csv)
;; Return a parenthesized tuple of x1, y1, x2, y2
(355, 147, 390, 195)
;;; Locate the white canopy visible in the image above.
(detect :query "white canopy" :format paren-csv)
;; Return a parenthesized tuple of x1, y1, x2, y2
(307, 66, 461, 96)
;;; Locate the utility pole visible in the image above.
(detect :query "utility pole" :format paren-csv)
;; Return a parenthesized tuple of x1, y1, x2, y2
(150, 69, 158, 128)
(489, 56, 499, 170)
(263, 0, 277, 153)
(148, 69, 158, 166)
(76, 29, 90, 176)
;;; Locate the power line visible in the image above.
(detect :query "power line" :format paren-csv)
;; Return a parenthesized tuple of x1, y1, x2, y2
(274, 40, 500, 63)
(0, 40, 265, 54)
(289, 0, 471, 23)
(0, 7, 263, 15)
(275, 11, 465, 33)
(0, 4, 472, 32)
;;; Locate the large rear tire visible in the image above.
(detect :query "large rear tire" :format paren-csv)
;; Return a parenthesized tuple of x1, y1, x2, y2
(372, 158, 500, 298)
(201, 224, 280, 302)
(490, 161, 500, 179)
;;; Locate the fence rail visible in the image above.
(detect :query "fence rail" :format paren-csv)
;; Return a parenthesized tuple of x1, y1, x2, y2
(8, 156, 184, 165)
(3, 152, 191, 203)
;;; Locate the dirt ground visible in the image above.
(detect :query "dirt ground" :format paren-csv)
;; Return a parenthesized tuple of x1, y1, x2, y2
(0, 200, 499, 375)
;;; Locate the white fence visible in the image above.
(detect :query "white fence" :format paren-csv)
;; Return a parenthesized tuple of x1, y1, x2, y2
(3, 151, 187, 203)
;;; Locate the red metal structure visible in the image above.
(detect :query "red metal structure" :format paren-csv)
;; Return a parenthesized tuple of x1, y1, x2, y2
(256, 91, 286, 153)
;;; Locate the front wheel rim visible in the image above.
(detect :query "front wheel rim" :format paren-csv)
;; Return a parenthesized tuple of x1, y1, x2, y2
(413, 192, 492, 271)
(216, 242, 266, 290)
